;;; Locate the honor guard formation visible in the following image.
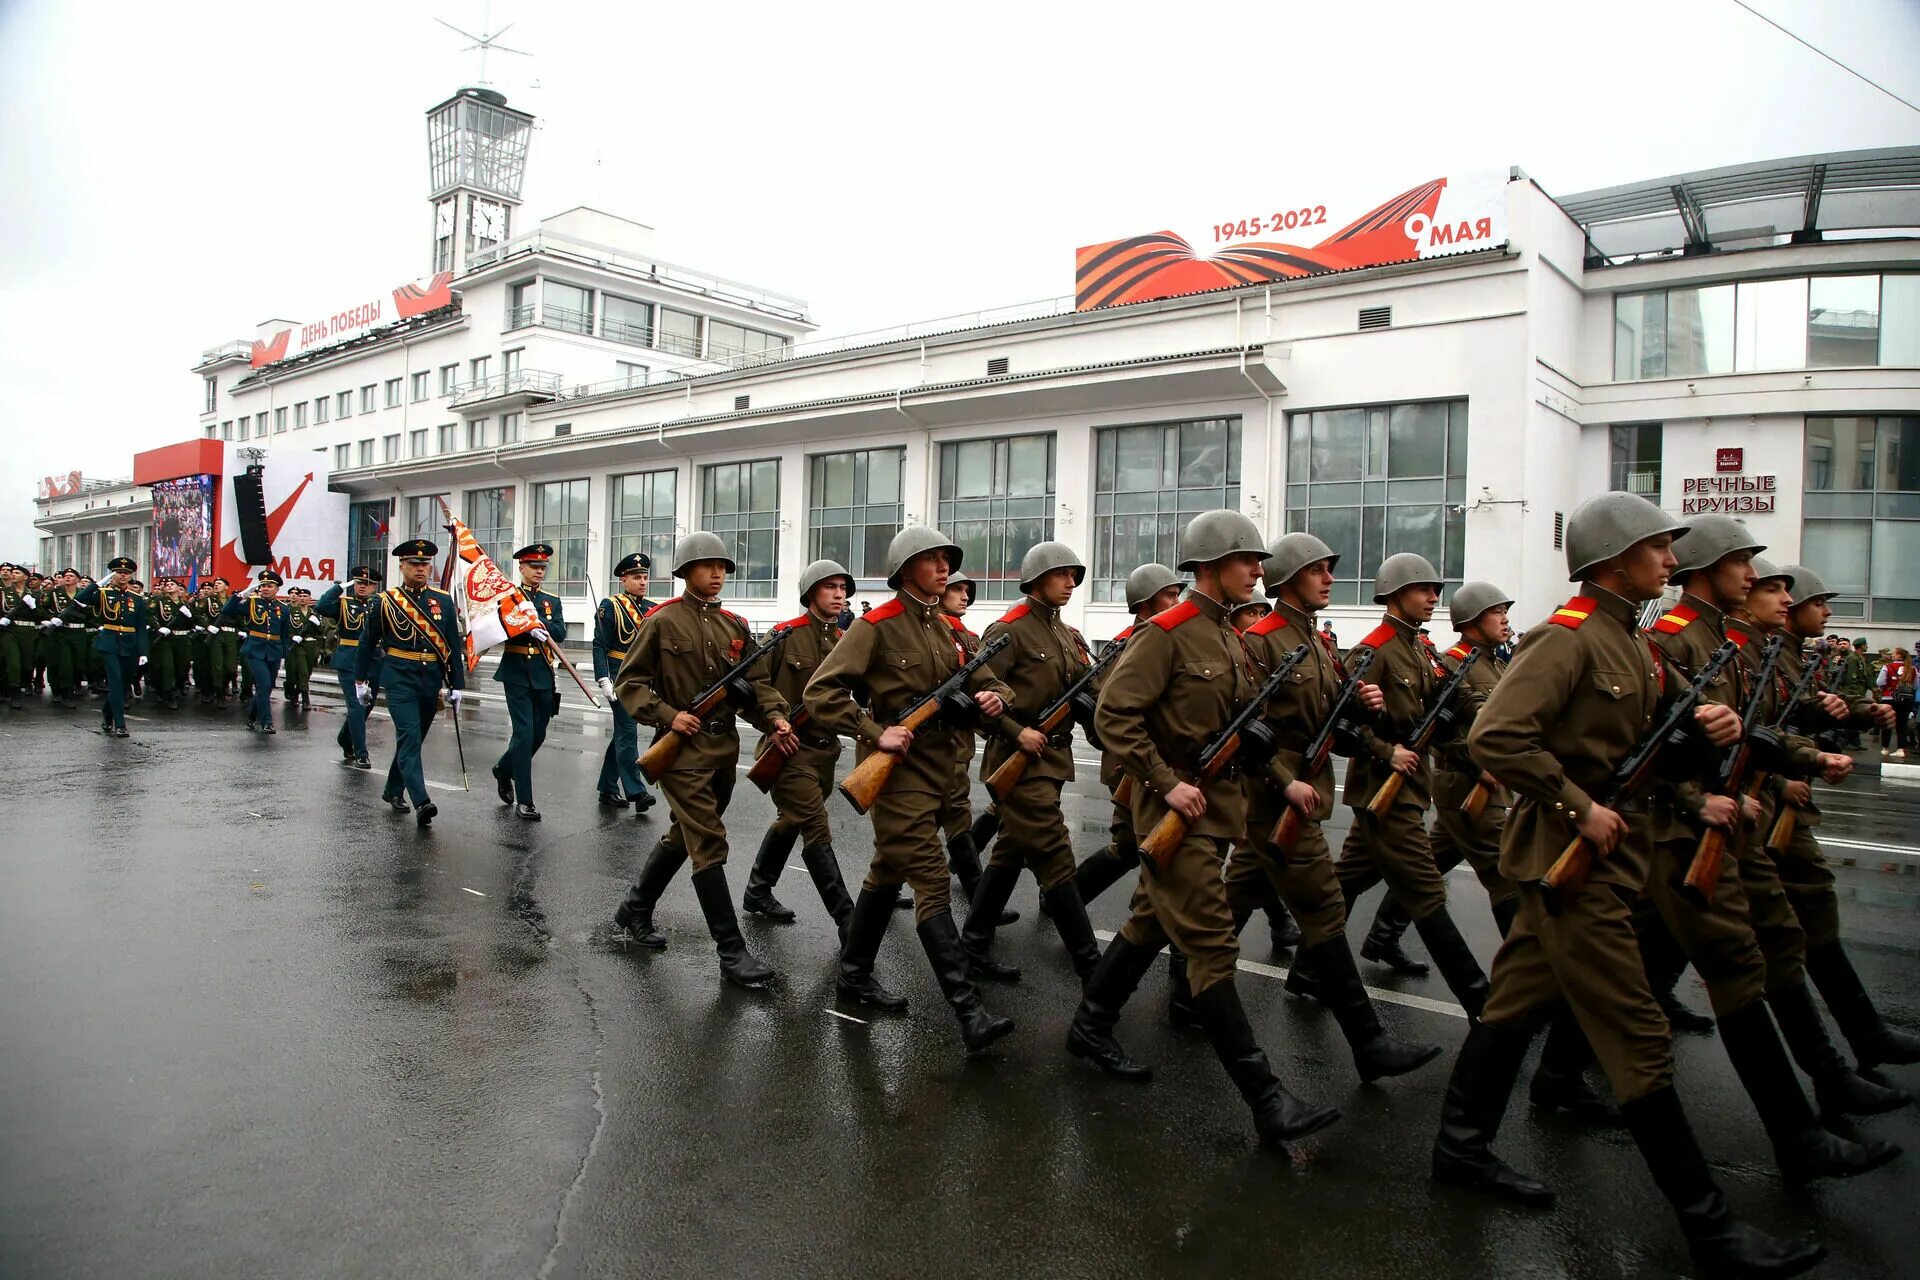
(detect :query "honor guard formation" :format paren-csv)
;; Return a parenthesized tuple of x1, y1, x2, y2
(7, 494, 1918, 1279)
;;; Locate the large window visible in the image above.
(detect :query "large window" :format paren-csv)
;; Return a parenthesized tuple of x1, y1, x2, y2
(610, 469, 678, 576)
(411, 371, 429, 402)
(708, 320, 787, 362)
(274, 407, 287, 434)
(1804, 415, 1920, 623)
(939, 434, 1058, 600)
(409, 428, 428, 458)
(382, 434, 401, 463)
(1610, 423, 1663, 497)
(604, 294, 653, 347)
(314, 397, 329, 424)
(531, 479, 590, 594)
(465, 487, 516, 570)
(437, 422, 456, 454)
(357, 439, 374, 467)
(293, 401, 307, 429)
(809, 448, 904, 585)
(1091, 419, 1242, 603)
(700, 459, 779, 598)
(542, 281, 593, 335)
(1616, 274, 1920, 380)
(407, 495, 449, 541)
(337, 391, 352, 419)
(348, 500, 391, 573)
(385, 378, 403, 408)
(658, 308, 701, 357)
(1284, 400, 1467, 606)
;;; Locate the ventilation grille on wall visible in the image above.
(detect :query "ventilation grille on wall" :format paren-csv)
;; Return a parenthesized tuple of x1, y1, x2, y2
(734, 395, 750, 411)
(553, 423, 572, 437)
(1553, 512, 1565, 550)
(987, 356, 1010, 376)
(1358, 305, 1392, 331)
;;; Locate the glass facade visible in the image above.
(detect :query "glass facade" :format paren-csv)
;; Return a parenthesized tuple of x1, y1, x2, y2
(808, 448, 904, 585)
(348, 500, 392, 573)
(407, 495, 449, 541)
(1285, 400, 1467, 605)
(1610, 423, 1663, 496)
(1616, 274, 1920, 379)
(1090, 419, 1240, 603)
(1804, 415, 1920, 623)
(464, 487, 516, 571)
(604, 295, 653, 347)
(530, 479, 590, 594)
(939, 434, 1058, 601)
(609, 469, 678, 577)
(700, 459, 779, 597)
(542, 281, 592, 335)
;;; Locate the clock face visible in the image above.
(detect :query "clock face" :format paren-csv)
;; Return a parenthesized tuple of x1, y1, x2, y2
(436, 201, 455, 236)
(475, 199, 506, 243)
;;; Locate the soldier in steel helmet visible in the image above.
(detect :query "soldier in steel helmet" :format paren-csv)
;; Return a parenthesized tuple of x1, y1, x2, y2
(609, 531, 796, 988)
(960, 540, 1102, 984)
(737, 558, 858, 940)
(593, 552, 658, 813)
(924, 569, 1008, 915)
(803, 524, 1017, 1053)
(1335, 551, 1490, 1015)
(1433, 492, 1859, 1277)
(1071, 509, 1341, 1148)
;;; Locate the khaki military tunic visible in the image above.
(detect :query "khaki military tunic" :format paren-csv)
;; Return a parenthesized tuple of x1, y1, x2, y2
(752, 610, 842, 849)
(978, 597, 1090, 889)
(1095, 624, 1141, 865)
(615, 593, 784, 871)
(1429, 642, 1518, 910)
(1222, 599, 1351, 949)
(1095, 588, 1254, 994)
(803, 588, 1013, 923)
(1770, 640, 1851, 946)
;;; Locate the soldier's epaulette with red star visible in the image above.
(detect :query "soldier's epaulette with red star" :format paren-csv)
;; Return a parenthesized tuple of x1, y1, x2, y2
(999, 602, 1031, 624)
(1548, 597, 1595, 629)
(1246, 610, 1288, 638)
(1148, 599, 1201, 631)
(1356, 622, 1397, 650)
(944, 613, 976, 638)
(1650, 604, 1698, 635)
(863, 598, 904, 624)
(1446, 642, 1472, 660)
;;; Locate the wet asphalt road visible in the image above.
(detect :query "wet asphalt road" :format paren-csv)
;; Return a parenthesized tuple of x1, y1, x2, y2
(4, 684, 1919, 1279)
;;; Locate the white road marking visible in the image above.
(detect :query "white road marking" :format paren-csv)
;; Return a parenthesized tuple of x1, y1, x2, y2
(425, 780, 467, 792)
(461, 887, 487, 897)
(825, 1009, 868, 1025)
(1816, 837, 1920, 861)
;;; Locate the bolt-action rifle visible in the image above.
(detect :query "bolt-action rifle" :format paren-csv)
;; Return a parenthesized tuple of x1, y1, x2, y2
(1682, 633, 1788, 906)
(1269, 647, 1377, 852)
(637, 625, 793, 782)
(985, 635, 1130, 803)
(837, 633, 1013, 815)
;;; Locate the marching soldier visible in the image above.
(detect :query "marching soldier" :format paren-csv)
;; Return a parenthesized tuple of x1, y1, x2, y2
(196, 577, 238, 705)
(1070, 510, 1341, 1144)
(1432, 492, 1829, 1277)
(1335, 552, 1489, 1015)
(314, 566, 381, 768)
(1773, 563, 1920, 1071)
(609, 532, 796, 986)
(957, 542, 1102, 984)
(1066, 563, 1183, 907)
(592, 552, 658, 813)
(355, 541, 464, 827)
(61, 556, 147, 736)
(491, 544, 566, 821)
(41, 567, 82, 708)
(144, 578, 191, 710)
(928, 570, 1014, 920)
(803, 526, 1016, 1048)
(0, 563, 41, 709)
(738, 558, 858, 936)
(221, 571, 292, 733)
(282, 587, 316, 711)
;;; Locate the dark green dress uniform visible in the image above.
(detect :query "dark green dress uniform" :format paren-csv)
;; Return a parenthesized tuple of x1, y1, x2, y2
(282, 594, 316, 707)
(592, 577, 654, 806)
(355, 545, 464, 821)
(0, 572, 44, 708)
(314, 571, 381, 764)
(63, 559, 148, 734)
(491, 544, 568, 817)
(43, 579, 82, 706)
(144, 587, 191, 708)
(220, 576, 292, 731)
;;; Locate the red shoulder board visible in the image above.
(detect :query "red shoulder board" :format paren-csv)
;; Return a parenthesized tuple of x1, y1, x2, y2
(782, 613, 812, 631)
(1549, 596, 1595, 630)
(1446, 642, 1472, 660)
(720, 608, 749, 628)
(863, 598, 905, 623)
(944, 613, 976, 637)
(1112, 624, 1136, 642)
(642, 599, 681, 620)
(1651, 604, 1698, 635)
(1148, 599, 1201, 631)
(1357, 622, 1397, 649)
(1247, 611, 1288, 638)
(1726, 629, 1749, 648)
(998, 602, 1031, 624)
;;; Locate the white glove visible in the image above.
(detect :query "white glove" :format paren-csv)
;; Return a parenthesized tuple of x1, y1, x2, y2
(195, 626, 207, 634)
(446, 689, 463, 709)
(598, 676, 615, 700)
(21, 593, 34, 609)
(41, 619, 58, 630)
(159, 627, 172, 637)
(0, 618, 11, 628)
(355, 681, 373, 706)
(181, 608, 193, 619)
(532, 627, 552, 645)
(137, 656, 148, 667)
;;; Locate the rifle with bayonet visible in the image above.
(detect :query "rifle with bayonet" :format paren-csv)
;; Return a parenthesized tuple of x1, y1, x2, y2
(1537, 638, 1740, 913)
(637, 624, 794, 782)
(838, 633, 1013, 815)
(1367, 647, 1481, 816)
(985, 635, 1130, 803)
(1682, 632, 1788, 906)
(1138, 644, 1311, 869)
(1269, 647, 1377, 852)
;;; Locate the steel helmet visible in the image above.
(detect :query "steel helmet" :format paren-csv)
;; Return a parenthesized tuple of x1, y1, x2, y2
(946, 569, 977, 606)
(884, 525, 963, 588)
(1176, 509, 1268, 571)
(1777, 564, 1834, 603)
(672, 530, 736, 577)
(1450, 581, 1514, 626)
(798, 558, 854, 604)
(1263, 532, 1339, 598)
(1748, 557, 1794, 592)
(1372, 552, 1442, 603)
(1565, 492, 1689, 582)
(1123, 563, 1182, 612)
(1671, 515, 1764, 582)
(1017, 540, 1087, 593)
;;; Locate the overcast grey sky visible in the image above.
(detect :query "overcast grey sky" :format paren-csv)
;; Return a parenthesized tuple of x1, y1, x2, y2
(2, 0, 1916, 559)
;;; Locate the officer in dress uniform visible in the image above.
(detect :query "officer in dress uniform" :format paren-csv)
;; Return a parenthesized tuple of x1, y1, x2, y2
(282, 588, 316, 711)
(593, 552, 657, 813)
(355, 541, 463, 827)
(489, 544, 566, 821)
(314, 566, 381, 767)
(221, 571, 292, 733)
(61, 556, 147, 736)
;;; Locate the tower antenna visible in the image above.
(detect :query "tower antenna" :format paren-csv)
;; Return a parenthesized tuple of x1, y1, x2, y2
(435, 1, 532, 87)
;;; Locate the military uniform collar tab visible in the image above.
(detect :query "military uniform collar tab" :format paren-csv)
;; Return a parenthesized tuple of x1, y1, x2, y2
(897, 587, 940, 614)
(1679, 591, 1725, 628)
(1273, 598, 1315, 629)
(682, 591, 722, 609)
(1184, 588, 1229, 621)
(1024, 595, 1059, 619)
(1385, 612, 1421, 637)
(1581, 583, 1640, 627)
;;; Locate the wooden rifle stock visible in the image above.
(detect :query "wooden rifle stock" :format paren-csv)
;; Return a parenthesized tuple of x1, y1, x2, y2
(638, 626, 792, 782)
(1111, 775, 1135, 808)
(1137, 737, 1243, 870)
(1460, 780, 1493, 822)
(837, 699, 942, 815)
(1682, 825, 1731, 906)
(745, 706, 811, 793)
(1368, 769, 1409, 816)
(1681, 634, 1785, 907)
(1767, 806, 1797, 852)
(985, 700, 1074, 802)
(1539, 833, 1595, 908)
(1270, 802, 1306, 854)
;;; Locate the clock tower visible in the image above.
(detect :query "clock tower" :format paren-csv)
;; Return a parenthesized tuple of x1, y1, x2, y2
(426, 87, 534, 276)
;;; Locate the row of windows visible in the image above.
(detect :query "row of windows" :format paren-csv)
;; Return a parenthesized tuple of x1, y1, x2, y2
(45, 527, 144, 579)
(214, 356, 533, 442)
(1614, 273, 1920, 381)
(505, 278, 789, 363)
(1802, 414, 1920, 624)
